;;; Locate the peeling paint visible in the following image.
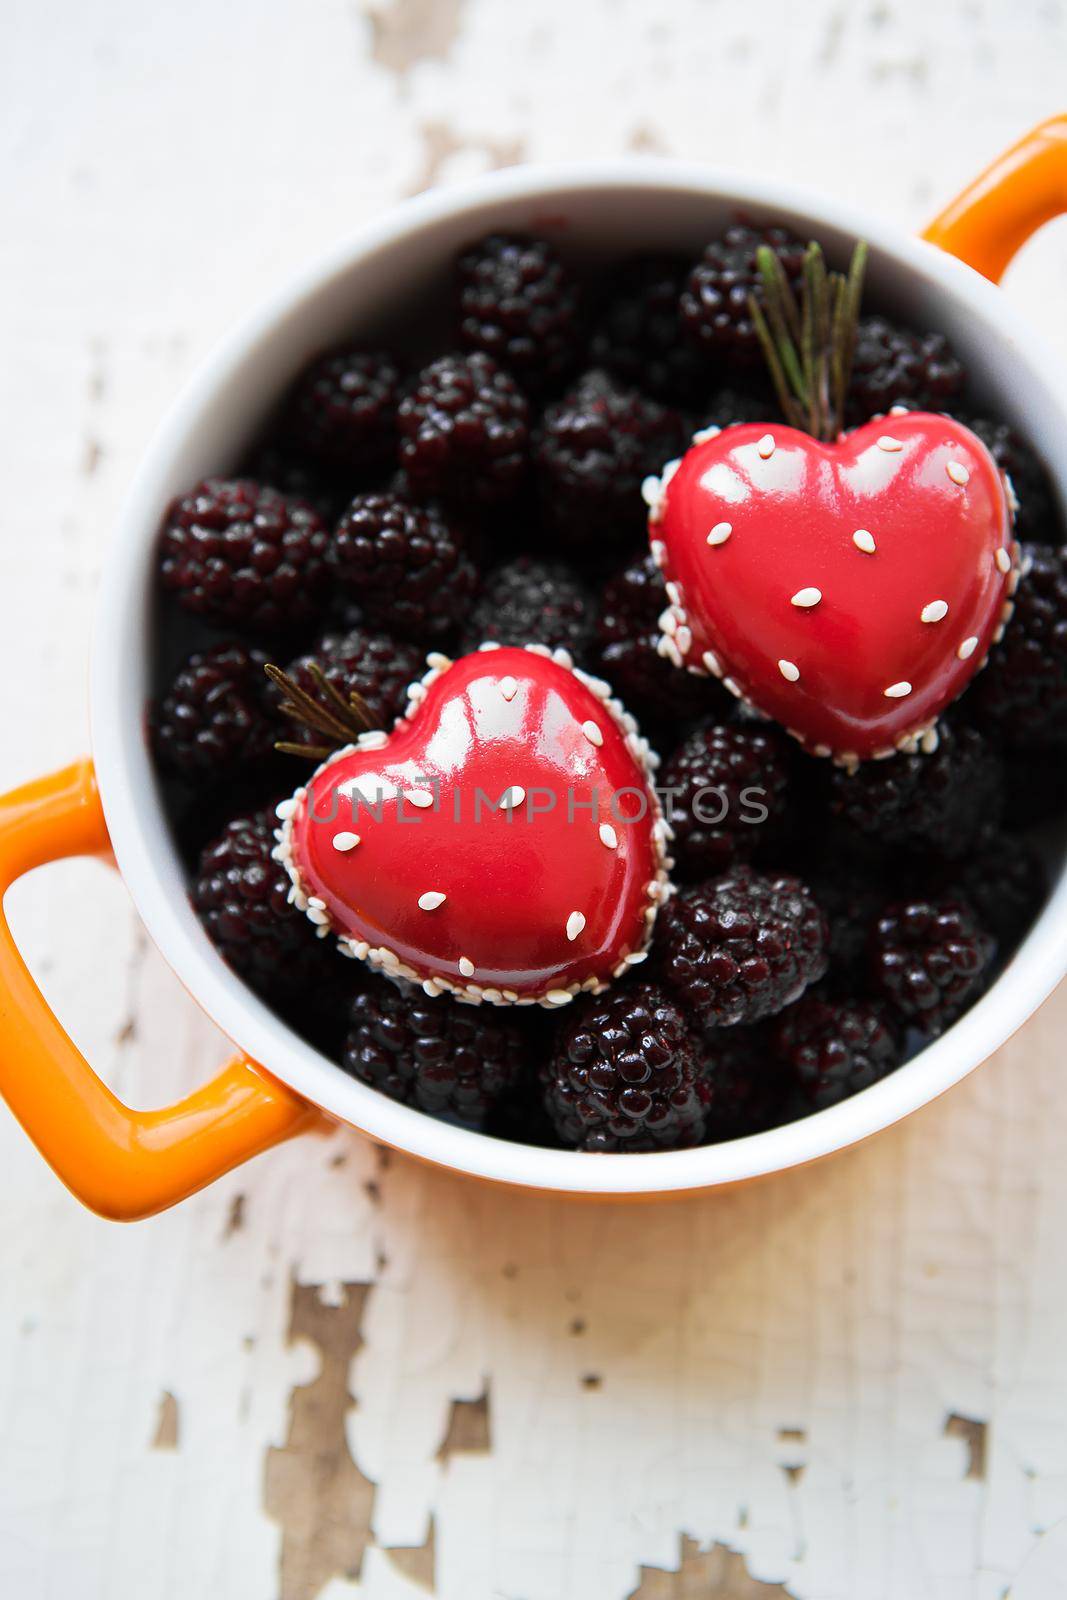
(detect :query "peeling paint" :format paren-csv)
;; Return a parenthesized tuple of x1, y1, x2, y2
(151, 1390, 179, 1451)
(264, 1281, 376, 1599)
(386, 1520, 436, 1592)
(629, 1537, 795, 1598)
(944, 1413, 989, 1481)
(436, 1392, 490, 1463)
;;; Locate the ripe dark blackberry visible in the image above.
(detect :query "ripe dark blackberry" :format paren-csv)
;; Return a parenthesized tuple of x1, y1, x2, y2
(241, 440, 350, 522)
(661, 722, 791, 878)
(153, 642, 274, 777)
(700, 1023, 791, 1141)
(192, 807, 329, 995)
(397, 351, 529, 507)
(589, 255, 706, 403)
(773, 996, 901, 1110)
(940, 839, 1047, 949)
(806, 863, 894, 988)
(971, 545, 1067, 746)
(658, 867, 828, 1032)
(542, 983, 708, 1152)
(535, 369, 685, 545)
(596, 553, 725, 725)
(961, 415, 1057, 542)
(697, 386, 780, 431)
(456, 232, 581, 392)
(343, 984, 525, 1128)
(159, 478, 330, 633)
(680, 223, 807, 368)
(328, 491, 477, 642)
(828, 721, 1003, 860)
(869, 897, 995, 1035)
(273, 626, 423, 751)
(845, 316, 964, 424)
(285, 346, 402, 473)
(461, 557, 594, 657)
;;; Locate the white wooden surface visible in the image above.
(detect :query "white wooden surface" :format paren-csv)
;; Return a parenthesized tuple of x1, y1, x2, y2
(4, 2, 1067, 1596)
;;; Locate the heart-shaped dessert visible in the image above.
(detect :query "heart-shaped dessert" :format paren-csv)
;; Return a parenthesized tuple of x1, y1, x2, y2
(647, 413, 1017, 764)
(274, 646, 669, 1006)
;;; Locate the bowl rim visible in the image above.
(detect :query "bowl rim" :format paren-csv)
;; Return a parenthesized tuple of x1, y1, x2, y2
(90, 158, 1067, 1196)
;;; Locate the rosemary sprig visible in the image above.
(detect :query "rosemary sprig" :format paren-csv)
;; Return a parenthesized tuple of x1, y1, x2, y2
(264, 660, 377, 760)
(748, 238, 868, 441)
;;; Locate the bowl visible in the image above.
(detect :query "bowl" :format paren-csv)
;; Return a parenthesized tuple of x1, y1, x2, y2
(3, 119, 1067, 1219)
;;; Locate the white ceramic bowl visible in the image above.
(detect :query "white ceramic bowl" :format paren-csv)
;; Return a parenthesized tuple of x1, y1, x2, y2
(6, 142, 1067, 1216)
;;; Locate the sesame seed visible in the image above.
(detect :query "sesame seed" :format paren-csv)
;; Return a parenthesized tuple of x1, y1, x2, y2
(546, 990, 574, 1006)
(791, 587, 822, 609)
(853, 529, 876, 554)
(581, 720, 603, 747)
(641, 474, 663, 508)
(275, 797, 296, 821)
(404, 789, 435, 809)
(884, 681, 912, 698)
(599, 822, 618, 849)
(358, 730, 388, 749)
(566, 911, 586, 942)
(307, 908, 330, 927)
(665, 580, 682, 605)
(458, 957, 475, 978)
(417, 891, 446, 911)
(877, 436, 903, 452)
(920, 600, 949, 623)
(499, 675, 518, 702)
(947, 460, 970, 486)
(958, 636, 979, 660)
(707, 521, 732, 546)
(332, 832, 360, 852)
(757, 433, 775, 458)
(426, 652, 451, 671)
(660, 607, 678, 636)
(778, 659, 800, 682)
(995, 546, 1012, 574)
(307, 896, 326, 911)
(675, 625, 692, 656)
(501, 784, 525, 808)
(702, 649, 722, 676)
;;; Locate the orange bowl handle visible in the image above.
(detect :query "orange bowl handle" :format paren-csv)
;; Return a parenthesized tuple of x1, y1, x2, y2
(924, 115, 1067, 282)
(0, 760, 323, 1220)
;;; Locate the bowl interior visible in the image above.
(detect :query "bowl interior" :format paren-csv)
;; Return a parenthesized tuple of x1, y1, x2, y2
(91, 165, 1067, 1196)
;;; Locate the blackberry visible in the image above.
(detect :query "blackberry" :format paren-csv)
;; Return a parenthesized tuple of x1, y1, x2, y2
(462, 557, 594, 657)
(696, 386, 779, 431)
(971, 545, 1067, 746)
(772, 996, 901, 1110)
(285, 346, 402, 473)
(343, 984, 525, 1128)
(192, 807, 330, 994)
(456, 232, 581, 392)
(153, 642, 273, 777)
(962, 416, 1057, 542)
(159, 478, 330, 633)
(680, 223, 807, 368)
(596, 553, 724, 725)
(869, 897, 995, 1035)
(397, 351, 529, 507)
(806, 863, 894, 988)
(273, 626, 423, 751)
(535, 369, 685, 545)
(328, 491, 477, 642)
(661, 722, 791, 878)
(940, 839, 1047, 949)
(241, 440, 350, 522)
(828, 721, 1003, 860)
(589, 255, 706, 403)
(542, 983, 708, 1152)
(846, 316, 964, 424)
(700, 1023, 791, 1141)
(658, 867, 828, 1031)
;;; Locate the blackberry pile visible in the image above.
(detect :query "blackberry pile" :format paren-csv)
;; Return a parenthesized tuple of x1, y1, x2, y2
(149, 218, 1061, 1155)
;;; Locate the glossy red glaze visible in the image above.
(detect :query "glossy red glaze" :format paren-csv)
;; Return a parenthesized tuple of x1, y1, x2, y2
(282, 647, 665, 1004)
(653, 414, 1016, 761)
